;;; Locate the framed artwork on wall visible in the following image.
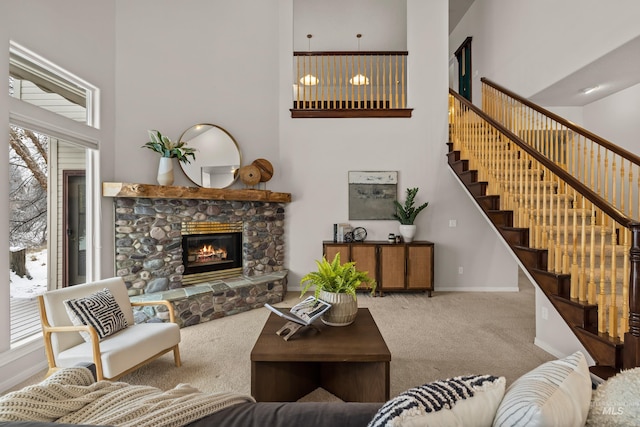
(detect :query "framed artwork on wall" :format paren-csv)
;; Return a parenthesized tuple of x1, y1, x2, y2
(348, 171, 398, 220)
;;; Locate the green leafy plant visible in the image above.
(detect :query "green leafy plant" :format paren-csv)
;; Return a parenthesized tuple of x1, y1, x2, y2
(393, 187, 429, 225)
(142, 130, 196, 164)
(300, 253, 376, 300)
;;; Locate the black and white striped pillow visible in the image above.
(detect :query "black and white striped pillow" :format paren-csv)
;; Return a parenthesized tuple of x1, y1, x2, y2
(368, 374, 506, 427)
(64, 288, 128, 342)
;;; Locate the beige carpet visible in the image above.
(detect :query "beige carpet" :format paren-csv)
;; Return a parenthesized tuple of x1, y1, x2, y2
(8, 271, 555, 399)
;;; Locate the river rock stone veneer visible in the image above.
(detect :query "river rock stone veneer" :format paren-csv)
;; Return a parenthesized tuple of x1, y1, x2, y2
(111, 196, 288, 326)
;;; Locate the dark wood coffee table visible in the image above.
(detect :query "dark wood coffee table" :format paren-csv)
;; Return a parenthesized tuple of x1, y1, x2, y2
(250, 307, 391, 402)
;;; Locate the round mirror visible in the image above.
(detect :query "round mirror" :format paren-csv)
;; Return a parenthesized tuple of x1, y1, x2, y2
(178, 124, 241, 188)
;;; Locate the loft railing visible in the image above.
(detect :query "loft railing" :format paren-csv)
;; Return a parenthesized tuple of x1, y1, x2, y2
(291, 51, 412, 118)
(449, 88, 640, 370)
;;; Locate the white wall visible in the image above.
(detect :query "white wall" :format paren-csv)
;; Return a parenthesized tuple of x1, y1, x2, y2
(114, 0, 281, 189)
(293, 0, 407, 51)
(0, 0, 116, 391)
(583, 82, 640, 154)
(450, 0, 640, 105)
(113, 0, 517, 291)
(534, 287, 594, 365)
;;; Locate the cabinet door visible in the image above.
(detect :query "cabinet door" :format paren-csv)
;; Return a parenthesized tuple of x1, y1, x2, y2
(323, 243, 350, 263)
(350, 244, 377, 290)
(406, 244, 433, 290)
(379, 245, 406, 290)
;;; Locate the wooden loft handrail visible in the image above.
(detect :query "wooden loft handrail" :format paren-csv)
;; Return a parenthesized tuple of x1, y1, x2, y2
(290, 109, 412, 118)
(481, 78, 640, 165)
(294, 50, 409, 56)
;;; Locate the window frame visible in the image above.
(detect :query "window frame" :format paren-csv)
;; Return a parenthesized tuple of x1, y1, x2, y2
(10, 41, 100, 129)
(7, 41, 101, 350)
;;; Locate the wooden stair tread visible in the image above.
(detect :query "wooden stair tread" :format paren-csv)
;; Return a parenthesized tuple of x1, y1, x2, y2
(589, 365, 618, 382)
(575, 326, 624, 347)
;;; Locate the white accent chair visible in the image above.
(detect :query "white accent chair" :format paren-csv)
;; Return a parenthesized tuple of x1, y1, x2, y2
(38, 277, 181, 380)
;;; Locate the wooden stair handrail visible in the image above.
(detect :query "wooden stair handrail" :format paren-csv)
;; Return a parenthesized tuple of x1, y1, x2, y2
(449, 89, 635, 228)
(481, 78, 640, 165)
(450, 88, 640, 369)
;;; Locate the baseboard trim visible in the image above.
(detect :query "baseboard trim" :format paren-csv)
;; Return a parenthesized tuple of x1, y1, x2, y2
(0, 339, 47, 393)
(0, 359, 47, 393)
(533, 337, 566, 359)
(436, 286, 519, 292)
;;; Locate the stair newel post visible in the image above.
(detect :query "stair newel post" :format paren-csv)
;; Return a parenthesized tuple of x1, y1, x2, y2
(624, 222, 640, 369)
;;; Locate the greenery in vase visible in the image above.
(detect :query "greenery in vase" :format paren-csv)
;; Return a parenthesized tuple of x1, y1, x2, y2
(142, 130, 196, 164)
(300, 253, 376, 301)
(393, 187, 429, 225)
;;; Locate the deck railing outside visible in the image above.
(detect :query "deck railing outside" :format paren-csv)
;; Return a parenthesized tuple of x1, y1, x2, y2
(449, 90, 636, 344)
(292, 51, 411, 118)
(10, 297, 41, 344)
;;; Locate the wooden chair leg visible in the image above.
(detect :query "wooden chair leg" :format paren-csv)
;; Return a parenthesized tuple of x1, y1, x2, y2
(173, 345, 182, 367)
(45, 367, 59, 378)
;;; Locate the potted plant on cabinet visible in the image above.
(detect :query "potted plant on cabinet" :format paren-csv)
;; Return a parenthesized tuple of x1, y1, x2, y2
(393, 187, 429, 242)
(300, 253, 376, 326)
(142, 130, 196, 186)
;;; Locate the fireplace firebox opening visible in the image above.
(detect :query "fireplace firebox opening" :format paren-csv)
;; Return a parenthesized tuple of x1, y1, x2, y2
(181, 221, 243, 284)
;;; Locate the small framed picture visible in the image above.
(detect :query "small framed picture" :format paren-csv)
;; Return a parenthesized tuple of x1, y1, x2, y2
(348, 171, 398, 220)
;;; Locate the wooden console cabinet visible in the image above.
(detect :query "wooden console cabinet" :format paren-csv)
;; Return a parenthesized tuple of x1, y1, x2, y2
(322, 241, 434, 296)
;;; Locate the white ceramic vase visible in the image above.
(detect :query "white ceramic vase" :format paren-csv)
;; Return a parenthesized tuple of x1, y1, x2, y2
(157, 157, 174, 186)
(398, 224, 417, 242)
(319, 290, 358, 326)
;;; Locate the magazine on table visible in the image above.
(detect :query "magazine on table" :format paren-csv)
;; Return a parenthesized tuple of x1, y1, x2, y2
(264, 296, 331, 326)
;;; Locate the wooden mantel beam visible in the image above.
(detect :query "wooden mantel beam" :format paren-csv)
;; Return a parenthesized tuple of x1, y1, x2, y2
(102, 182, 292, 203)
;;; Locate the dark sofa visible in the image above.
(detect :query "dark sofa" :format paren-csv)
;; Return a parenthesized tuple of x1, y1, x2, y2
(0, 403, 381, 427)
(186, 401, 381, 427)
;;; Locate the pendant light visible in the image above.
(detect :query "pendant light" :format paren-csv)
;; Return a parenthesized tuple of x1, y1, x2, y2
(349, 34, 369, 86)
(299, 34, 319, 86)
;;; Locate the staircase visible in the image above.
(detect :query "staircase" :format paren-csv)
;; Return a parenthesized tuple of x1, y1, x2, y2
(447, 81, 640, 378)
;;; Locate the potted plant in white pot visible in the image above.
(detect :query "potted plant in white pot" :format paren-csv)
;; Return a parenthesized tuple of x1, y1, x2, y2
(300, 253, 376, 326)
(393, 187, 429, 242)
(142, 130, 196, 186)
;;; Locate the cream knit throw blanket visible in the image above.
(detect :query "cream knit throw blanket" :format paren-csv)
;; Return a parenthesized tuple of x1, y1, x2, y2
(0, 367, 255, 427)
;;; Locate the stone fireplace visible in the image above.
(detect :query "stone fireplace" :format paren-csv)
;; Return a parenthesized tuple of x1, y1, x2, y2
(103, 182, 292, 327)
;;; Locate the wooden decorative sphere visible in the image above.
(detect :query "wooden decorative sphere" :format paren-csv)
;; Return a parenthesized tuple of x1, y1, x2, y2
(252, 158, 274, 182)
(239, 165, 261, 186)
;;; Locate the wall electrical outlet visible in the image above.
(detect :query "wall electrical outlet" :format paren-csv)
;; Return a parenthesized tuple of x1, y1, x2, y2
(458, 266, 463, 274)
(541, 307, 549, 320)
(449, 219, 457, 227)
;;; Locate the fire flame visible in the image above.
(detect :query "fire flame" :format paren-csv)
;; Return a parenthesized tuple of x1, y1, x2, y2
(196, 244, 227, 262)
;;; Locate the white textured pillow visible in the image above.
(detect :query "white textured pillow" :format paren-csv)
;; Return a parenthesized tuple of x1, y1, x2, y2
(493, 351, 592, 427)
(64, 288, 128, 342)
(586, 367, 640, 426)
(368, 374, 506, 427)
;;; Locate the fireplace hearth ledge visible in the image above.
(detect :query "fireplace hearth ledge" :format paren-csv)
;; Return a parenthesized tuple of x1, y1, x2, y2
(130, 271, 288, 328)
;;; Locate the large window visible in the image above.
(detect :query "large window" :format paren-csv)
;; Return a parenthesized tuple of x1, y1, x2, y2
(7, 42, 99, 347)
